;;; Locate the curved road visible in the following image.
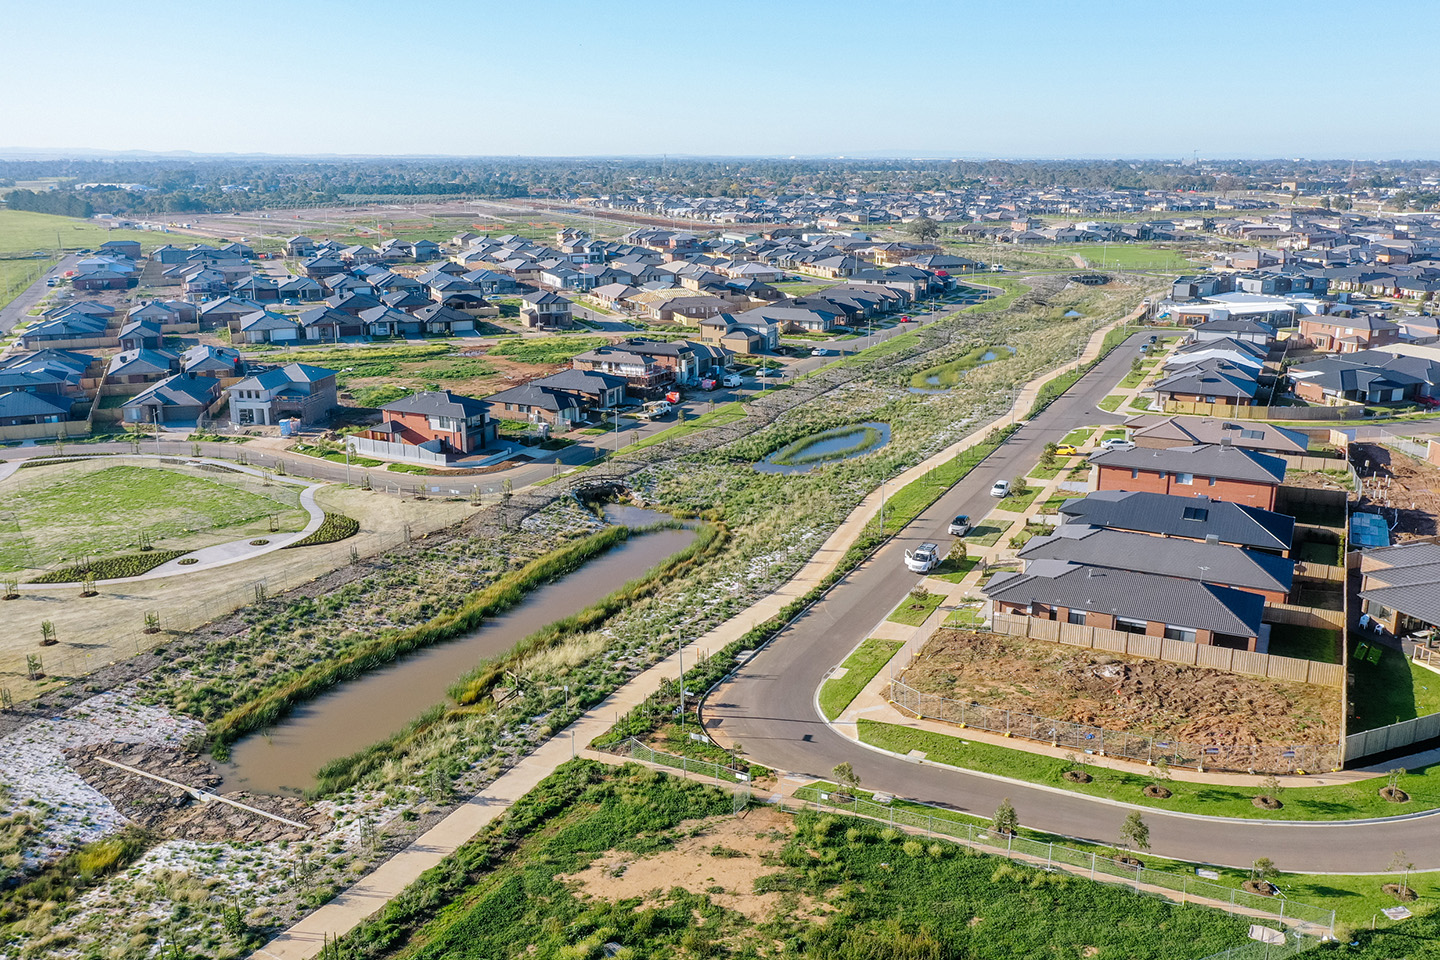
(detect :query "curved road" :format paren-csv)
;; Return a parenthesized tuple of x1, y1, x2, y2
(704, 331, 1440, 874)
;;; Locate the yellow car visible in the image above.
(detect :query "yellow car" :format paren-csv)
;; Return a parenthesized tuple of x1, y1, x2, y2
(1054, 443, 1081, 456)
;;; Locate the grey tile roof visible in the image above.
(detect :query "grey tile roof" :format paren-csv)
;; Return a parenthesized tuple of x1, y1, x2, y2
(1088, 443, 1286, 485)
(530, 369, 626, 394)
(1359, 542, 1440, 627)
(1058, 491, 1295, 552)
(382, 390, 489, 418)
(984, 562, 1265, 638)
(484, 383, 582, 412)
(1018, 525, 1293, 595)
(1123, 415, 1309, 455)
(0, 391, 73, 418)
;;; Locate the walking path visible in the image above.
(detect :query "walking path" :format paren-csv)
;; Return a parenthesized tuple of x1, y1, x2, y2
(250, 304, 1148, 959)
(3, 454, 328, 589)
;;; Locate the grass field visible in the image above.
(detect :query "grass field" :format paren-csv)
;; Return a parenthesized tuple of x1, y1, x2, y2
(489, 335, 608, 364)
(964, 519, 1012, 546)
(344, 760, 1249, 960)
(0, 209, 174, 256)
(1050, 243, 1199, 271)
(0, 461, 307, 572)
(0, 257, 55, 313)
(819, 638, 904, 719)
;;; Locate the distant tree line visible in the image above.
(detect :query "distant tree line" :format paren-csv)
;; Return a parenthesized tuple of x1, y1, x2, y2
(3, 188, 94, 218)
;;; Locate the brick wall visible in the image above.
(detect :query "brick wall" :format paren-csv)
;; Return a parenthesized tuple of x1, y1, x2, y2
(1096, 464, 1277, 510)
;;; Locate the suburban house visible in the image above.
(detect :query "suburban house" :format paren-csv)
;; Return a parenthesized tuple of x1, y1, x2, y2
(105, 348, 179, 386)
(698, 314, 780, 354)
(286, 236, 318, 257)
(983, 561, 1266, 651)
(0, 391, 76, 428)
(122, 375, 222, 424)
(520, 291, 573, 330)
(198, 296, 265, 329)
(1150, 359, 1262, 407)
(1058, 491, 1295, 556)
(1088, 443, 1287, 510)
(1357, 539, 1440, 636)
(351, 390, 498, 463)
(1124, 415, 1309, 457)
(117, 319, 164, 351)
(237, 311, 302, 344)
(0, 349, 97, 397)
(225, 363, 338, 426)
(1163, 337, 1268, 374)
(1189, 318, 1275, 345)
(1287, 350, 1435, 405)
(181, 344, 243, 378)
(1018, 524, 1294, 602)
(484, 382, 585, 427)
(1298, 314, 1401, 353)
(527, 369, 627, 411)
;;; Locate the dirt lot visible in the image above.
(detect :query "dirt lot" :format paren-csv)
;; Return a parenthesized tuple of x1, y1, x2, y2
(900, 629, 1341, 747)
(562, 806, 825, 924)
(0, 486, 478, 703)
(1352, 442, 1440, 540)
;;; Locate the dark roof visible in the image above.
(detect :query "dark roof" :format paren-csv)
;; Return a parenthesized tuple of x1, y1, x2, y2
(1359, 542, 1440, 627)
(1124, 415, 1309, 455)
(382, 390, 489, 418)
(1088, 443, 1286, 485)
(1058, 491, 1294, 552)
(0, 391, 73, 418)
(984, 562, 1265, 638)
(529, 369, 626, 394)
(484, 383, 582, 412)
(1018, 525, 1293, 595)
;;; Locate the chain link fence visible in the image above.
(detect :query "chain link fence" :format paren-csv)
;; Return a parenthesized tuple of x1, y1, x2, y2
(602, 737, 754, 784)
(888, 679, 1341, 775)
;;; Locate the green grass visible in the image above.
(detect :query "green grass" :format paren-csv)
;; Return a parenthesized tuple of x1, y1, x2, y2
(1050, 243, 1198, 271)
(929, 555, 979, 583)
(887, 591, 946, 626)
(1350, 649, 1440, 733)
(819, 638, 905, 720)
(489, 335, 608, 364)
(1266, 626, 1342, 664)
(1098, 394, 1125, 412)
(1060, 427, 1095, 446)
(995, 485, 1042, 512)
(621, 403, 748, 452)
(1027, 461, 1064, 480)
(858, 719, 1440, 821)
(0, 258, 55, 313)
(1101, 428, 1127, 441)
(964, 519, 1012, 547)
(944, 604, 987, 627)
(908, 344, 1013, 390)
(339, 760, 1248, 960)
(0, 208, 175, 256)
(769, 424, 884, 466)
(0, 463, 305, 572)
(772, 279, 839, 296)
(1037, 493, 1072, 515)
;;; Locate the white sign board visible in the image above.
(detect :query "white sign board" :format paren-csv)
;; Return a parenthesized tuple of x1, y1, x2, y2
(1195, 868, 1220, 880)
(1248, 926, 1284, 945)
(1383, 906, 1412, 921)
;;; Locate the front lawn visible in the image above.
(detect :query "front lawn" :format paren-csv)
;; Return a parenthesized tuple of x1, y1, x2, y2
(819, 638, 905, 720)
(995, 486, 1042, 512)
(964, 520, 1013, 547)
(1098, 394, 1125, 412)
(887, 591, 946, 626)
(928, 555, 979, 583)
(1060, 427, 1095, 447)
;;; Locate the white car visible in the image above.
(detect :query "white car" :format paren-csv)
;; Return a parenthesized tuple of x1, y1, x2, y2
(812, 347, 833, 357)
(904, 542, 942, 573)
(721, 373, 742, 388)
(990, 479, 1010, 498)
(1100, 438, 1136, 452)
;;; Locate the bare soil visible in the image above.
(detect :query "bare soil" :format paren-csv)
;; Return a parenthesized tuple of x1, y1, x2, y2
(900, 629, 1341, 747)
(1352, 442, 1440, 540)
(561, 806, 821, 924)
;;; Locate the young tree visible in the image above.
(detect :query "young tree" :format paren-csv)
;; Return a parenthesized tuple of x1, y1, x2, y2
(1040, 442, 1059, 469)
(1119, 812, 1150, 851)
(831, 761, 860, 796)
(993, 798, 1018, 836)
(1251, 857, 1278, 883)
(1258, 774, 1283, 801)
(1389, 850, 1416, 896)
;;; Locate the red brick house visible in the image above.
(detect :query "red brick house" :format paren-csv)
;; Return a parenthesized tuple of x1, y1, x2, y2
(356, 390, 497, 455)
(1088, 443, 1286, 511)
(1298, 314, 1401, 353)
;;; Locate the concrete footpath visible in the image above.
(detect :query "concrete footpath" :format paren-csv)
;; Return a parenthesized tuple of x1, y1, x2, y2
(250, 307, 1142, 959)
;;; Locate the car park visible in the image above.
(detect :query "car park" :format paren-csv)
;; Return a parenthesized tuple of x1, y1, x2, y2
(947, 514, 971, 536)
(990, 479, 1010, 498)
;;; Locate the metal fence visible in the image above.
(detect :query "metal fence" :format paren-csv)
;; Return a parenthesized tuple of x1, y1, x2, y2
(888, 678, 1341, 775)
(1194, 933, 1323, 960)
(604, 737, 755, 783)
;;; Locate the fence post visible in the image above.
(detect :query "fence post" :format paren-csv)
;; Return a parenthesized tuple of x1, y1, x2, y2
(1090, 852, 1096, 880)
(1047, 842, 1053, 869)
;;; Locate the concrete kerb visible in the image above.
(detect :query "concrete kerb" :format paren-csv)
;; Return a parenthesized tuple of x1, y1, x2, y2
(4, 453, 329, 589)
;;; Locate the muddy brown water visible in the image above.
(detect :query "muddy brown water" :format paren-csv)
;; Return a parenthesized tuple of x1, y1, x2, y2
(214, 507, 694, 796)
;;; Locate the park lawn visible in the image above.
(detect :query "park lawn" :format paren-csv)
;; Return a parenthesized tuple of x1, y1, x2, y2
(0, 209, 184, 255)
(964, 519, 1013, 547)
(1098, 394, 1125, 412)
(0, 462, 306, 572)
(887, 591, 946, 626)
(928, 555, 979, 583)
(1051, 243, 1197, 271)
(819, 638, 905, 720)
(995, 486, 1042, 512)
(857, 719, 1440, 822)
(1060, 427, 1096, 446)
(1350, 649, 1440, 733)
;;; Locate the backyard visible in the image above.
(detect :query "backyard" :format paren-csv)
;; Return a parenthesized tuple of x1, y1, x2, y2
(0, 461, 308, 573)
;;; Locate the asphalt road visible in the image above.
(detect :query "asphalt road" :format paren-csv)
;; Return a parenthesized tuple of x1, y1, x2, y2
(703, 331, 1440, 874)
(1, 254, 75, 335)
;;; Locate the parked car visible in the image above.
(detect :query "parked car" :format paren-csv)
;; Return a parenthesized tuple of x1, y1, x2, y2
(947, 514, 971, 536)
(1054, 443, 1080, 456)
(904, 541, 942, 574)
(722, 373, 742, 388)
(899, 314, 913, 323)
(812, 347, 833, 357)
(1415, 395, 1440, 408)
(1146, 335, 1158, 344)
(637, 401, 672, 420)
(1100, 438, 1136, 452)
(990, 479, 1010, 498)
(757, 367, 782, 377)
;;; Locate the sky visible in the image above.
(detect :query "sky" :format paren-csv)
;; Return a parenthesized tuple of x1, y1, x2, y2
(4, 0, 1438, 160)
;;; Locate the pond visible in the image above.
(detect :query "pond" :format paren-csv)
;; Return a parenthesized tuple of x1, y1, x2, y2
(754, 421, 892, 475)
(909, 345, 1017, 394)
(213, 505, 695, 796)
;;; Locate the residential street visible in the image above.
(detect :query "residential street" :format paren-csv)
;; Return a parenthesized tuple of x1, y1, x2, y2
(0, 254, 73, 335)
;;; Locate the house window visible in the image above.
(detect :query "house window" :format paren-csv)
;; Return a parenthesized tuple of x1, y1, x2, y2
(1176, 473, 1194, 485)
(1130, 468, 1139, 479)
(1164, 625, 1198, 643)
(1067, 610, 1086, 626)
(1115, 617, 1149, 635)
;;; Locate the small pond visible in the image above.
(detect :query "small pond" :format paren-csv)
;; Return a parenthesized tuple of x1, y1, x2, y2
(909, 345, 1016, 394)
(754, 421, 891, 475)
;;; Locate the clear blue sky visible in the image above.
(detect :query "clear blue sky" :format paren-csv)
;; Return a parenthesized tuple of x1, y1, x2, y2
(6, 0, 1437, 159)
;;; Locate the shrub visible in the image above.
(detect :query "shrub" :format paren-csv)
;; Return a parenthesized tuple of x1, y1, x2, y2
(284, 513, 360, 548)
(29, 550, 188, 583)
